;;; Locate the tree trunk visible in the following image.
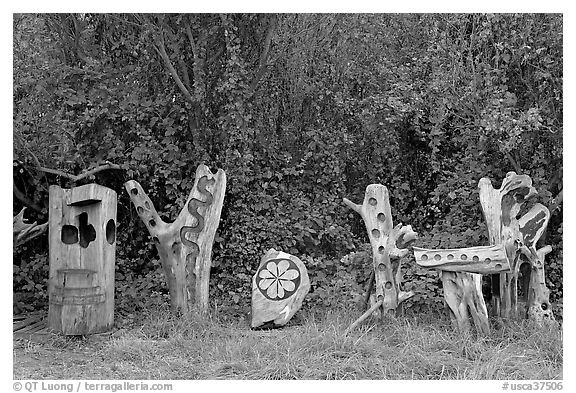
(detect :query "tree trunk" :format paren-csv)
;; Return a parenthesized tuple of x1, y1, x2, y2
(343, 184, 417, 317)
(478, 172, 555, 322)
(441, 271, 490, 335)
(124, 164, 226, 314)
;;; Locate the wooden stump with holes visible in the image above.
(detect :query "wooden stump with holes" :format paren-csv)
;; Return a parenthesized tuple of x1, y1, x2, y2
(413, 245, 510, 334)
(124, 164, 226, 315)
(343, 184, 417, 320)
(47, 184, 117, 335)
(479, 172, 555, 323)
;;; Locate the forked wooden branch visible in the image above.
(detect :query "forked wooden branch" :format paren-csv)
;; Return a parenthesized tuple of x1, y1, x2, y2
(13, 207, 48, 248)
(125, 164, 226, 314)
(343, 184, 417, 318)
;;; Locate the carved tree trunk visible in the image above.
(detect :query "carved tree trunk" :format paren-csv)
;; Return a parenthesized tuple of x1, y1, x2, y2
(441, 271, 490, 334)
(13, 207, 48, 248)
(124, 164, 226, 314)
(527, 246, 554, 322)
(478, 172, 555, 322)
(343, 184, 417, 318)
(519, 205, 555, 323)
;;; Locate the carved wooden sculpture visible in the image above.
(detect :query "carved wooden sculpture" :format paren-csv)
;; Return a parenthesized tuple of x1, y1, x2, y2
(13, 207, 48, 248)
(251, 249, 310, 328)
(47, 184, 117, 335)
(125, 164, 226, 314)
(343, 184, 417, 323)
(414, 245, 510, 334)
(479, 172, 555, 322)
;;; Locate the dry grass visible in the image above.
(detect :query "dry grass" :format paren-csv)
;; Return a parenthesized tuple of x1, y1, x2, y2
(13, 307, 563, 380)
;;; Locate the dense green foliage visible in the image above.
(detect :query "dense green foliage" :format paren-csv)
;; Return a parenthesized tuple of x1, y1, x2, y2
(13, 14, 562, 316)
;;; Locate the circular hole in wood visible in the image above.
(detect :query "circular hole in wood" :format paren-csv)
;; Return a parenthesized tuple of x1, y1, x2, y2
(541, 303, 548, 311)
(385, 281, 392, 289)
(447, 254, 454, 260)
(484, 258, 491, 263)
(171, 242, 180, 254)
(378, 246, 385, 254)
(371, 229, 381, 238)
(105, 219, 116, 244)
(421, 254, 428, 261)
(472, 255, 479, 262)
(460, 254, 468, 260)
(368, 198, 378, 206)
(377, 213, 386, 222)
(149, 219, 156, 227)
(377, 295, 384, 302)
(137, 206, 144, 215)
(434, 254, 441, 261)
(131, 188, 138, 195)
(144, 201, 151, 209)
(378, 263, 386, 271)
(495, 263, 502, 269)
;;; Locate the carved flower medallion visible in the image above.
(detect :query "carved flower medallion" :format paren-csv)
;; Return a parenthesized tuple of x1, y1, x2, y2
(256, 258, 301, 300)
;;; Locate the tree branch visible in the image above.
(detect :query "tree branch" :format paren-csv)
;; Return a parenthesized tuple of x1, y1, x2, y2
(248, 15, 278, 96)
(343, 197, 361, 215)
(184, 19, 206, 96)
(505, 151, 522, 174)
(154, 28, 195, 105)
(548, 189, 563, 214)
(13, 183, 45, 214)
(13, 207, 48, 248)
(36, 162, 123, 183)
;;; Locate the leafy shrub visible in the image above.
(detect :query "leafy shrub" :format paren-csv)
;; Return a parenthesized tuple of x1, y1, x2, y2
(13, 13, 562, 317)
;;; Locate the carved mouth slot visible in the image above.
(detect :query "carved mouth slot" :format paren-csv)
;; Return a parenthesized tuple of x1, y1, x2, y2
(78, 212, 96, 248)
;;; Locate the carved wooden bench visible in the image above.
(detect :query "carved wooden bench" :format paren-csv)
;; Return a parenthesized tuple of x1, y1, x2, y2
(413, 245, 510, 334)
(414, 172, 555, 333)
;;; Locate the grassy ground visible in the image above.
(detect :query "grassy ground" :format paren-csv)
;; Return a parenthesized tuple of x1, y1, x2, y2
(13, 307, 562, 380)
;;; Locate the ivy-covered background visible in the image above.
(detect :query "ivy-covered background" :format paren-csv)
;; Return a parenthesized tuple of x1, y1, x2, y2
(13, 14, 563, 318)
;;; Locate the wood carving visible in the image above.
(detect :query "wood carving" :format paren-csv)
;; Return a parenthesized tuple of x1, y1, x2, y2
(478, 172, 555, 322)
(13, 207, 48, 248)
(413, 245, 510, 274)
(414, 245, 510, 334)
(251, 249, 310, 328)
(124, 164, 226, 314)
(440, 271, 490, 334)
(519, 204, 554, 322)
(47, 184, 117, 335)
(343, 184, 417, 321)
